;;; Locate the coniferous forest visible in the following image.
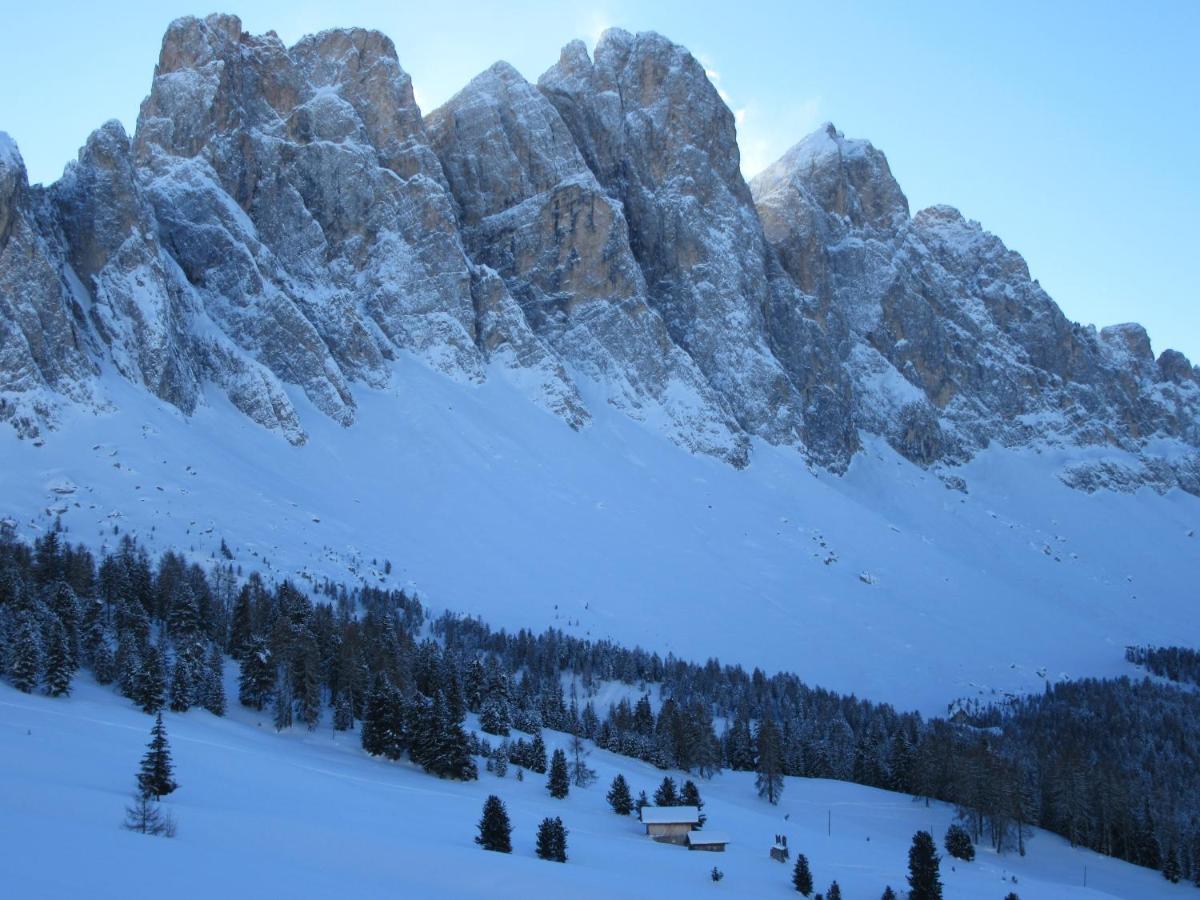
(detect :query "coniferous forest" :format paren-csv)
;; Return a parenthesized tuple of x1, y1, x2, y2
(1, 525, 1198, 887)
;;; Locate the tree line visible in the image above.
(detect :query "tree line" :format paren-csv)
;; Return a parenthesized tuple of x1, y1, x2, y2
(1, 525, 1197, 887)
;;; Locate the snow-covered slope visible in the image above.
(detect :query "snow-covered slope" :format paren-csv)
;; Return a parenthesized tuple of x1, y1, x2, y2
(2, 359, 1195, 715)
(1, 676, 1186, 899)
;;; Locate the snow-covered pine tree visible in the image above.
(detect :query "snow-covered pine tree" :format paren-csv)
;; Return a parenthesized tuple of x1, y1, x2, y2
(547, 748, 570, 798)
(169, 654, 193, 712)
(944, 823, 975, 861)
(906, 830, 943, 900)
(237, 638, 274, 710)
(202, 643, 226, 716)
(529, 733, 548, 774)
(43, 619, 73, 696)
(607, 774, 633, 815)
(756, 716, 785, 804)
(792, 852, 813, 895)
(133, 645, 166, 713)
(475, 795, 512, 853)
(272, 681, 293, 731)
(536, 817, 567, 862)
(137, 712, 178, 799)
(8, 611, 42, 693)
(653, 775, 678, 806)
(333, 691, 354, 731)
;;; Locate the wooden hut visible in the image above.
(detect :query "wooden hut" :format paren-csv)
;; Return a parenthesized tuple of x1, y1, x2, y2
(686, 832, 730, 852)
(639, 806, 701, 844)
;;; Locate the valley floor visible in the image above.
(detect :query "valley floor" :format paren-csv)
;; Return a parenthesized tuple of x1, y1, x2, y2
(0, 676, 1187, 899)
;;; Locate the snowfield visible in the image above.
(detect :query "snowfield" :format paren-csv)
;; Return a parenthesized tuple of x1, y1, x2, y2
(1, 675, 1188, 899)
(2, 356, 1196, 715)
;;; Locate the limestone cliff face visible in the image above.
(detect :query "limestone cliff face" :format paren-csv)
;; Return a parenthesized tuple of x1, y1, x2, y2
(427, 61, 746, 464)
(538, 32, 856, 470)
(1, 16, 1196, 492)
(752, 125, 1200, 488)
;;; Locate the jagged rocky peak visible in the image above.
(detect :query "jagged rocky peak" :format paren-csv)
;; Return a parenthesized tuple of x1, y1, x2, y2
(752, 124, 1200, 490)
(538, 30, 858, 470)
(754, 123, 909, 232)
(1, 17, 1196, 493)
(426, 57, 747, 464)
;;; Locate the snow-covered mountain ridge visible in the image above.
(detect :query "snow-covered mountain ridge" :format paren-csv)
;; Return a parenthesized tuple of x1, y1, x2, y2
(1, 13, 1197, 491)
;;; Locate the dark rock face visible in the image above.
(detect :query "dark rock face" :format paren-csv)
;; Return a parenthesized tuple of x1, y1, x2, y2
(1, 17, 1196, 491)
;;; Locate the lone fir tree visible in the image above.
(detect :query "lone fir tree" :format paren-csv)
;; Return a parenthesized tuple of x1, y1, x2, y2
(907, 830, 943, 900)
(881, 887, 897, 900)
(137, 712, 178, 799)
(475, 794, 512, 853)
(547, 747, 570, 799)
(535, 816, 568, 862)
(792, 852, 813, 895)
(826, 881, 841, 900)
(653, 775, 678, 807)
(606, 773, 633, 815)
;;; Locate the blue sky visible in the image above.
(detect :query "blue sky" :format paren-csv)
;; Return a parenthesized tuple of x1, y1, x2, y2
(2, 1, 1197, 361)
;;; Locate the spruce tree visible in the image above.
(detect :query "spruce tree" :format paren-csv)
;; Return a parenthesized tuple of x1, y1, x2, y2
(529, 733, 548, 774)
(755, 716, 785, 804)
(548, 747, 570, 798)
(475, 795, 512, 853)
(607, 774, 633, 815)
(881, 888, 897, 900)
(653, 775, 678, 806)
(681, 779, 706, 827)
(792, 852, 813, 895)
(272, 682, 293, 731)
(536, 816, 568, 862)
(944, 823, 975, 861)
(8, 612, 42, 693)
(43, 619, 73, 697)
(133, 645, 166, 713)
(169, 655, 193, 712)
(826, 881, 841, 900)
(202, 644, 226, 716)
(906, 830, 943, 900)
(137, 712, 178, 799)
(333, 691, 354, 731)
(237, 639, 274, 710)
(636, 790, 649, 814)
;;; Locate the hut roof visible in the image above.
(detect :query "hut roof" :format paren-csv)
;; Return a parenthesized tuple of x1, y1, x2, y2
(687, 832, 731, 845)
(640, 806, 701, 825)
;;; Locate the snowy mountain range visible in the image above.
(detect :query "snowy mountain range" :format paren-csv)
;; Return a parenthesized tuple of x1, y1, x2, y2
(2, 14, 1198, 713)
(3, 13, 1197, 489)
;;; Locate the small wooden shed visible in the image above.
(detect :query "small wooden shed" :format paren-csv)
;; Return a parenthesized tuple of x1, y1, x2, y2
(640, 806, 701, 844)
(686, 831, 730, 852)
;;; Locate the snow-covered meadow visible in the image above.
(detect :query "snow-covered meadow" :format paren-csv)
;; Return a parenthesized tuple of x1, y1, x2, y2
(1, 673, 1187, 899)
